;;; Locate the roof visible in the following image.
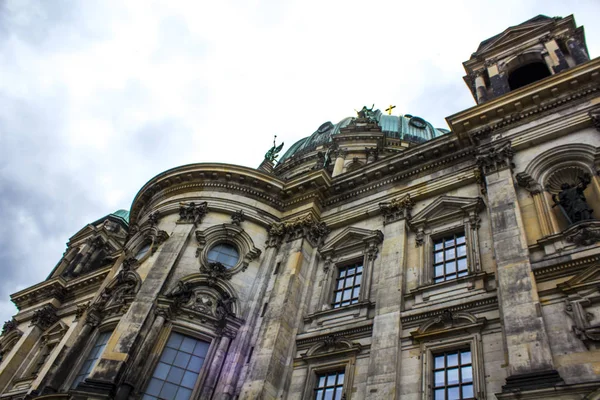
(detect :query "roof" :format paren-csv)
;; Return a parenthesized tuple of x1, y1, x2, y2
(278, 110, 448, 163)
(476, 15, 553, 53)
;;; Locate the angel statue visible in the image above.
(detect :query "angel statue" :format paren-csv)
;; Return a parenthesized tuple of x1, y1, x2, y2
(552, 173, 594, 224)
(265, 135, 284, 162)
(356, 104, 376, 120)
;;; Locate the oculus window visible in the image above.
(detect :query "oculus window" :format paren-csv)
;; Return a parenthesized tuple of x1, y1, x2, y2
(207, 243, 239, 269)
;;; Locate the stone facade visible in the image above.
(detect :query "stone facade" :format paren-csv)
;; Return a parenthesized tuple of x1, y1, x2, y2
(1, 14, 600, 400)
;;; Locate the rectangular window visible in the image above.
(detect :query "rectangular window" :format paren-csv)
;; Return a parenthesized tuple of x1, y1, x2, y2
(142, 332, 210, 400)
(71, 331, 112, 388)
(314, 370, 345, 400)
(332, 263, 363, 308)
(433, 349, 474, 400)
(433, 233, 467, 283)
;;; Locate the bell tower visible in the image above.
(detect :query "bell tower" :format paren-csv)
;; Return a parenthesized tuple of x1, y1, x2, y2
(463, 15, 590, 104)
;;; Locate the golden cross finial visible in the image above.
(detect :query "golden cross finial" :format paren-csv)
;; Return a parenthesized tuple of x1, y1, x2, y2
(385, 105, 396, 115)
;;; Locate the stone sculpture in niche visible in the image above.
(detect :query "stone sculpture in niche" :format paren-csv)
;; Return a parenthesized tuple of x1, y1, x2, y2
(552, 174, 594, 224)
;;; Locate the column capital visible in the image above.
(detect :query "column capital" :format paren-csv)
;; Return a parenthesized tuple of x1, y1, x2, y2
(590, 109, 600, 132)
(266, 215, 330, 247)
(379, 194, 414, 225)
(476, 141, 514, 174)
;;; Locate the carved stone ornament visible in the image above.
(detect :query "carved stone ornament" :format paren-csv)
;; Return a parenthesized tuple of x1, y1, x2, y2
(30, 306, 59, 330)
(1, 320, 17, 336)
(231, 210, 245, 226)
(167, 281, 193, 309)
(379, 194, 414, 225)
(151, 230, 170, 254)
(75, 302, 89, 319)
(415, 229, 425, 247)
(590, 109, 600, 132)
(473, 168, 487, 194)
(516, 172, 542, 194)
(476, 142, 514, 174)
(564, 220, 600, 247)
(565, 298, 600, 345)
(122, 257, 139, 270)
(200, 262, 233, 286)
(266, 215, 330, 247)
(147, 211, 160, 227)
(178, 201, 209, 224)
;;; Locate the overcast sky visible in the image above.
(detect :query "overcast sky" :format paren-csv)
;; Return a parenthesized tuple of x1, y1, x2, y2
(1, 0, 599, 324)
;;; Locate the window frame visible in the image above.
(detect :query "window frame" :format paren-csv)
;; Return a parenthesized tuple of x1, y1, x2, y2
(430, 230, 469, 284)
(136, 322, 216, 399)
(67, 327, 115, 390)
(301, 358, 355, 400)
(331, 261, 364, 309)
(421, 335, 484, 400)
(431, 348, 474, 400)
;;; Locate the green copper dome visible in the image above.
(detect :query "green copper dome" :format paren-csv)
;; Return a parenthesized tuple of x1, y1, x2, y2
(278, 109, 448, 163)
(110, 209, 130, 224)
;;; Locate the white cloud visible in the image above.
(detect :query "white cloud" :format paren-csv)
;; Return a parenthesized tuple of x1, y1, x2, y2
(0, 0, 599, 324)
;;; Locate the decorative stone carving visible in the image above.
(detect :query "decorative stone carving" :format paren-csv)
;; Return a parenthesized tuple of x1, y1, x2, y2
(155, 306, 172, 321)
(167, 281, 193, 309)
(411, 310, 486, 341)
(552, 173, 594, 224)
(379, 194, 414, 224)
(1, 320, 17, 336)
(415, 229, 425, 247)
(365, 147, 379, 163)
(473, 168, 487, 194)
(564, 220, 600, 246)
(516, 172, 542, 194)
(266, 215, 330, 247)
(30, 306, 59, 330)
(75, 302, 89, 319)
(200, 262, 233, 286)
(589, 109, 600, 132)
(566, 298, 600, 346)
(147, 211, 160, 227)
(231, 210, 245, 226)
(476, 142, 514, 174)
(151, 230, 169, 254)
(122, 257, 139, 270)
(179, 201, 209, 224)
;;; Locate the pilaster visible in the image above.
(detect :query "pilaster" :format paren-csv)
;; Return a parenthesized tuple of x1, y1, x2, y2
(478, 142, 562, 392)
(363, 197, 411, 399)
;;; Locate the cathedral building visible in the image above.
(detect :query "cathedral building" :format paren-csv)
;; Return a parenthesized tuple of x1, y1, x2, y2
(2, 14, 600, 400)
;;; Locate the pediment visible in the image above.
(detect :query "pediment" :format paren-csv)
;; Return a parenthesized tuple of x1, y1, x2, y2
(558, 264, 600, 294)
(478, 19, 553, 53)
(320, 227, 383, 255)
(410, 196, 483, 228)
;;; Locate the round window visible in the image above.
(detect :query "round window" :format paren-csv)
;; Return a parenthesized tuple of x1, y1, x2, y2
(207, 243, 240, 269)
(135, 243, 151, 260)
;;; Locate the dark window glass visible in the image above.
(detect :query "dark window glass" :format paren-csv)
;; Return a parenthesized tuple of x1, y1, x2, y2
(314, 370, 345, 400)
(142, 333, 210, 400)
(72, 331, 112, 388)
(433, 233, 468, 283)
(30, 343, 56, 376)
(332, 263, 363, 308)
(207, 243, 239, 269)
(433, 349, 474, 400)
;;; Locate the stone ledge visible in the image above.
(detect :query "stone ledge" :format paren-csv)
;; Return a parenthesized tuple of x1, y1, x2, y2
(502, 369, 563, 392)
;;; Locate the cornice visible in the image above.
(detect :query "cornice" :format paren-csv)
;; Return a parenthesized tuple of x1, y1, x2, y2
(296, 322, 373, 346)
(448, 57, 600, 141)
(400, 296, 498, 326)
(532, 254, 600, 281)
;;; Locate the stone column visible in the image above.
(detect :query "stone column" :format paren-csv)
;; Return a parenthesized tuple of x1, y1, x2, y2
(199, 334, 231, 399)
(364, 196, 411, 399)
(114, 307, 170, 400)
(332, 149, 348, 177)
(212, 243, 280, 399)
(476, 142, 562, 391)
(238, 217, 328, 399)
(81, 212, 197, 394)
(474, 70, 488, 104)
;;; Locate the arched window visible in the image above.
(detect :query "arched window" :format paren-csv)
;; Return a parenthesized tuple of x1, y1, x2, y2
(207, 243, 239, 269)
(508, 61, 551, 90)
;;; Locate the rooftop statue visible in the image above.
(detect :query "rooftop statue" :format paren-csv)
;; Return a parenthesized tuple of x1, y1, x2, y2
(265, 135, 284, 162)
(356, 104, 376, 121)
(552, 173, 594, 224)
